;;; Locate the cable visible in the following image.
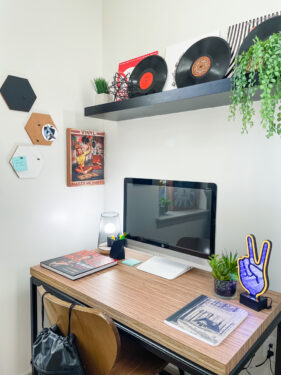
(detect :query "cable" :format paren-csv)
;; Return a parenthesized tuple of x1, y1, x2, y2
(242, 355, 255, 370)
(242, 354, 254, 374)
(255, 344, 274, 369)
(266, 297, 273, 309)
(255, 357, 268, 367)
(269, 358, 273, 374)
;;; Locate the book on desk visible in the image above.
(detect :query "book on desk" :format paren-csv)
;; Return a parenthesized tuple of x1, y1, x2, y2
(40, 250, 117, 280)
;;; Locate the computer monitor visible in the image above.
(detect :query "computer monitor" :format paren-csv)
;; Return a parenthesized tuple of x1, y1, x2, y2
(124, 178, 217, 278)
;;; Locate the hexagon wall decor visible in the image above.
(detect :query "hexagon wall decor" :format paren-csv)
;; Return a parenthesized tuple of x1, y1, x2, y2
(25, 113, 58, 146)
(0, 75, 36, 112)
(10, 145, 43, 179)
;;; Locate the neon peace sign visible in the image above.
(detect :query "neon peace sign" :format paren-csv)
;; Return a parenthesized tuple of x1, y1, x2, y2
(238, 234, 271, 299)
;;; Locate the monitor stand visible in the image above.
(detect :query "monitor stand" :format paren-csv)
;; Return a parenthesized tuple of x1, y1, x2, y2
(136, 256, 192, 280)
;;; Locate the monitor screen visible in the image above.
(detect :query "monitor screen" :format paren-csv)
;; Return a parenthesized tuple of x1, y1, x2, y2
(124, 178, 217, 259)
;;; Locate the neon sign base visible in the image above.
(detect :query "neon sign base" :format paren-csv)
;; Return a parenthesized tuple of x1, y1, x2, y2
(240, 292, 268, 311)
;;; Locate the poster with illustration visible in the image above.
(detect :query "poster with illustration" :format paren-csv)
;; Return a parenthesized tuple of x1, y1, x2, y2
(67, 128, 105, 187)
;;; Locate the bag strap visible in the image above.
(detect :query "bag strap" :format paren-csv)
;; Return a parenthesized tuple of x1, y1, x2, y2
(41, 291, 76, 335)
(67, 303, 76, 337)
(41, 291, 50, 329)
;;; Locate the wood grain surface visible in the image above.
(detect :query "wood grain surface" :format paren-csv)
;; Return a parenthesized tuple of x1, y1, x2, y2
(31, 248, 281, 375)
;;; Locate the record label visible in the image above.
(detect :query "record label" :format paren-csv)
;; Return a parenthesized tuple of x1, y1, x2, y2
(139, 72, 154, 90)
(191, 56, 211, 77)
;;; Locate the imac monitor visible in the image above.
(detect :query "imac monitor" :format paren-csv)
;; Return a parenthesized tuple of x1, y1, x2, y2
(124, 178, 217, 279)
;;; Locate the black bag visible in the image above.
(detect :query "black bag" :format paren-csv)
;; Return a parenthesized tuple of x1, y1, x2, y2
(32, 292, 85, 375)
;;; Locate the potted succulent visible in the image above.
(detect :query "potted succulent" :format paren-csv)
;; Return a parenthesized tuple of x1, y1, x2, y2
(208, 252, 238, 299)
(229, 31, 281, 138)
(159, 197, 171, 216)
(91, 77, 112, 105)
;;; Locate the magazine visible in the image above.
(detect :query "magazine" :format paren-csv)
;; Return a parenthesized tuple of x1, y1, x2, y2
(165, 295, 248, 346)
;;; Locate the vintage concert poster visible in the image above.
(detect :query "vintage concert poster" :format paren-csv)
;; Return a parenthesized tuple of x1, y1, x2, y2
(67, 128, 105, 187)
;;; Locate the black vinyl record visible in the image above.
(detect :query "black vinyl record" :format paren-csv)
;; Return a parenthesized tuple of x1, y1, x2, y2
(238, 15, 281, 56)
(175, 37, 231, 88)
(128, 55, 167, 98)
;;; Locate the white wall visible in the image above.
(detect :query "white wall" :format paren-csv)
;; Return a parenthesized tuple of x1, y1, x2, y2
(1, 1, 280, 374)
(102, 2, 280, 373)
(0, 1, 103, 374)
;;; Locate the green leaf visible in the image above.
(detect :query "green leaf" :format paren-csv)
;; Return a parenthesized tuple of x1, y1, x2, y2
(230, 30, 281, 138)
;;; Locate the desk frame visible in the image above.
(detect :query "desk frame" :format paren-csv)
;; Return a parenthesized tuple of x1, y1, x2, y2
(30, 276, 281, 375)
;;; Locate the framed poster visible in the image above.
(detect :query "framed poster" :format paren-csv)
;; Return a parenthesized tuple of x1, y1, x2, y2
(67, 128, 105, 187)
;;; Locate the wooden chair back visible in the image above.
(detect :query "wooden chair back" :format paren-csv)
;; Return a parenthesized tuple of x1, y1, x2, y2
(38, 286, 121, 375)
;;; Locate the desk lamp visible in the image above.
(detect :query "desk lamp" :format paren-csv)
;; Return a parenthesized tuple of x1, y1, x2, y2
(98, 212, 121, 253)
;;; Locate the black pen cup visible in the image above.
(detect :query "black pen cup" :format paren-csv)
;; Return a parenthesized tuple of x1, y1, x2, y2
(110, 239, 126, 260)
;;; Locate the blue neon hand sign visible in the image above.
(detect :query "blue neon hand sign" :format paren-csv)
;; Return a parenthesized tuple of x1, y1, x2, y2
(238, 234, 271, 298)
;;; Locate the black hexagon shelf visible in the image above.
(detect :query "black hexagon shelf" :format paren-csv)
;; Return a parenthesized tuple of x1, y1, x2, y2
(0, 75, 37, 112)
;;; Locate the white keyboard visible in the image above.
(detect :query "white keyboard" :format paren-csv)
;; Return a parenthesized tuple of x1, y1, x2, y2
(137, 256, 191, 280)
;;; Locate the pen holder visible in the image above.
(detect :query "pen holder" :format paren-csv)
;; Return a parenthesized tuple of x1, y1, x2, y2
(110, 239, 126, 260)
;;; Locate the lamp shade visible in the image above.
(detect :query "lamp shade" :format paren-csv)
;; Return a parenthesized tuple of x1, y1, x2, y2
(98, 211, 121, 252)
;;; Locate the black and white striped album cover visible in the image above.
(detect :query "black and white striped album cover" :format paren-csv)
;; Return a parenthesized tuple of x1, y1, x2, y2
(223, 11, 280, 77)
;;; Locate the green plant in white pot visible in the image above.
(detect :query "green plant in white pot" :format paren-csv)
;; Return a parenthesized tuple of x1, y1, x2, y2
(92, 77, 112, 105)
(229, 31, 281, 138)
(208, 252, 238, 299)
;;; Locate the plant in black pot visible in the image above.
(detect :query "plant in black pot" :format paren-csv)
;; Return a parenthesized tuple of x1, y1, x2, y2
(208, 252, 238, 299)
(229, 31, 281, 138)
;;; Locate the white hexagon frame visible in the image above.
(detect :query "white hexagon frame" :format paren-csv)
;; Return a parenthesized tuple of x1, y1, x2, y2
(10, 145, 44, 178)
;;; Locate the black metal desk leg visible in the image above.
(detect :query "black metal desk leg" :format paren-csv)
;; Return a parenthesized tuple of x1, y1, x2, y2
(276, 321, 281, 375)
(30, 277, 38, 375)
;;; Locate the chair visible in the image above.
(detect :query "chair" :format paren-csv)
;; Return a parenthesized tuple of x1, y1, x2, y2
(38, 286, 167, 375)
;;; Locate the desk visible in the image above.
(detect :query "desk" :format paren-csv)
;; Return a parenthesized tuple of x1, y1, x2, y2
(30, 249, 281, 375)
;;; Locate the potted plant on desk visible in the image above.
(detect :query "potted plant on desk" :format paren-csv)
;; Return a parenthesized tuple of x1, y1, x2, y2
(208, 252, 238, 299)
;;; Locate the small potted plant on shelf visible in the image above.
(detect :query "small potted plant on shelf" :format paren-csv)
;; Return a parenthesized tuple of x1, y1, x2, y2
(208, 252, 238, 299)
(229, 31, 281, 138)
(159, 197, 171, 216)
(91, 77, 112, 105)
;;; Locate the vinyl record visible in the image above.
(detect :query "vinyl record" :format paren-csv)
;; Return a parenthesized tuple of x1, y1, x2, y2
(128, 55, 167, 98)
(238, 15, 281, 55)
(175, 37, 231, 88)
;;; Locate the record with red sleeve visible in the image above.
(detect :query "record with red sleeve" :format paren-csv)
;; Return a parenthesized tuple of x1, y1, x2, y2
(128, 55, 168, 98)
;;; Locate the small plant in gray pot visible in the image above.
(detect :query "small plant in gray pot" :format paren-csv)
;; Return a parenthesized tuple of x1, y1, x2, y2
(91, 77, 112, 105)
(208, 252, 238, 299)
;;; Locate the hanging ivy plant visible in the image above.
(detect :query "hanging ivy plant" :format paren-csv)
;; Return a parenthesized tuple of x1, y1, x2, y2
(229, 31, 281, 138)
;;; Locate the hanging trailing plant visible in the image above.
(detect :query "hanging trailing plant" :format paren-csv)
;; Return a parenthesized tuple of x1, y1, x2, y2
(229, 31, 281, 138)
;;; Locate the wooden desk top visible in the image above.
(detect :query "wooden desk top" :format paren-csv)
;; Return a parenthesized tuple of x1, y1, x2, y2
(30, 248, 281, 375)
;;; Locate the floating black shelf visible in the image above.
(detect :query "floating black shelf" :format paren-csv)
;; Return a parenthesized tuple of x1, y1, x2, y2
(84, 78, 234, 122)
